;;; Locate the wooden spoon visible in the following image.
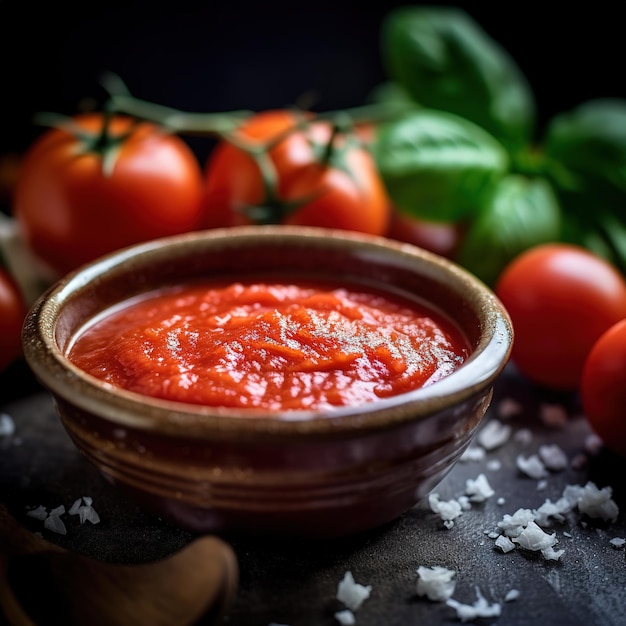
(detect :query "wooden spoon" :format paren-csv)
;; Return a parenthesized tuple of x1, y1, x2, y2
(0, 503, 238, 626)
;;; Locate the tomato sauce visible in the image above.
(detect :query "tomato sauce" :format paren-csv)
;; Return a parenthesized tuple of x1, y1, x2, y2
(67, 279, 470, 412)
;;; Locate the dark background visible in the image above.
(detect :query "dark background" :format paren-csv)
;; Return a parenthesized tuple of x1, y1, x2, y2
(1, 1, 624, 161)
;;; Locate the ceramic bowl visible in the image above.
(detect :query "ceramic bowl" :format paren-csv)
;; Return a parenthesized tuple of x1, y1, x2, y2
(22, 225, 513, 537)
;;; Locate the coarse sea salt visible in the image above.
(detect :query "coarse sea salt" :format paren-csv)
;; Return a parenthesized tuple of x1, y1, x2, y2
(334, 609, 356, 625)
(575, 482, 619, 522)
(495, 535, 516, 553)
(477, 419, 512, 450)
(416, 568, 517, 623)
(538, 444, 569, 471)
(446, 587, 501, 622)
(492, 481, 620, 560)
(512, 521, 561, 554)
(26, 505, 48, 521)
(516, 454, 549, 479)
(416, 566, 456, 601)
(504, 589, 521, 602)
(459, 446, 486, 463)
(465, 474, 495, 503)
(336, 571, 371, 612)
(43, 506, 67, 536)
(25, 497, 101, 535)
(429, 474, 495, 529)
(69, 496, 101, 525)
(428, 493, 463, 526)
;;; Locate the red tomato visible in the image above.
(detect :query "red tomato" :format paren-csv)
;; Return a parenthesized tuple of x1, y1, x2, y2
(202, 110, 390, 235)
(0, 267, 26, 372)
(385, 210, 465, 259)
(495, 243, 626, 390)
(13, 113, 205, 275)
(581, 319, 626, 457)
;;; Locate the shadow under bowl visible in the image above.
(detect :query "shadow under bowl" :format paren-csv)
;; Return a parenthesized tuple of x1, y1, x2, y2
(22, 225, 513, 537)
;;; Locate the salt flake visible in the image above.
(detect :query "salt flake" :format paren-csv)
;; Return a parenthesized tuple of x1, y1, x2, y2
(26, 505, 48, 521)
(428, 493, 463, 523)
(495, 535, 516, 553)
(505, 589, 520, 602)
(465, 474, 494, 503)
(576, 482, 619, 522)
(416, 566, 456, 601)
(446, 588, 501, 622)
(334, 610, 355, 625)
(539, 444, 569, 471)
(477, 419, 512, 450)
(460, 446, 485, 462)
(512, 520, 558, 552)
(516, 454, 548, 479)
(78, 505, 101, 525)
(69, 498, 83, 515)
(44, 514, 67, 535)
(336, 571, 371, 612)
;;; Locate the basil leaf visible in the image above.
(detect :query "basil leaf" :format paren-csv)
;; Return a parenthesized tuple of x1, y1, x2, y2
(544, 99, 626, 275)
(545, 99, 626, 209)
(373, 109, 508, 222)
(544, 99, 626, 193)
(457, 175, 561, 286)
(380, 5, 535, 151)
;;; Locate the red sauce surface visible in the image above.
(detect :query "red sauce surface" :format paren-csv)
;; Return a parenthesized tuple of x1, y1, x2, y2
(67, 280, 470, 412)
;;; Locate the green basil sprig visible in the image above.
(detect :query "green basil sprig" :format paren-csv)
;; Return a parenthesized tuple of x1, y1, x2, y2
(457, 175, 561, 286)
(373, 109, 509, 222)
(543, 99, 626, 274)
(380, 5, 536, 152)
(370, 5, 626, 284)
(545, 99, 626, 198)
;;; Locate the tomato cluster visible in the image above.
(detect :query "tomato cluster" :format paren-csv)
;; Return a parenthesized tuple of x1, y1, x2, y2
(11, 110, 392, 279)
(495, 243, 626, 457)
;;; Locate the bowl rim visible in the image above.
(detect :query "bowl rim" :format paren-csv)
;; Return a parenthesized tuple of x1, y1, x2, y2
(22, 225, 513, 440)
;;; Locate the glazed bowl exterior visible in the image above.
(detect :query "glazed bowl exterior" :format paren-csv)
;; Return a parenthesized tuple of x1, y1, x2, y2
(22, 225, 513, 537)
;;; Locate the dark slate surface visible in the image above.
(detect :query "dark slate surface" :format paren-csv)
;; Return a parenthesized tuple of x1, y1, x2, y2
(1, 360, 625, 626)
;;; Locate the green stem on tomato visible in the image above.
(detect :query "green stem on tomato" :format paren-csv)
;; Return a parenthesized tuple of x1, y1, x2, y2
(33, 112, 93, 142)
(107, 93, 253, 136)
(255, 151, 281, 213)
(101, 70, 253, 136)
(316, 100, 414, 126)
(108, 90, 407, 143)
